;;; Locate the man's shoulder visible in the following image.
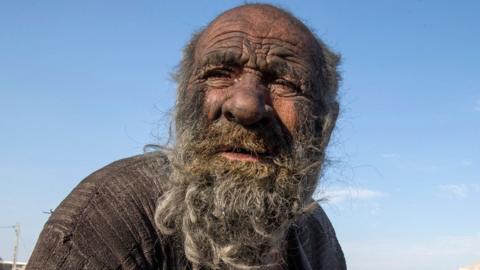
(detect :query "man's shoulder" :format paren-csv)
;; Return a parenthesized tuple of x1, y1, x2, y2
(53, 151, 171, 225)
(28, 151, 172, 269)
(83, 151, 171, 187)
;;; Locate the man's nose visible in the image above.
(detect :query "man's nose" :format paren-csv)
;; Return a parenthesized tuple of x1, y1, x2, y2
(221, 75, 273, 126)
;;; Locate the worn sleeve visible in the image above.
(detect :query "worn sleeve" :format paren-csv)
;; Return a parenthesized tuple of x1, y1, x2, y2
(27, 154, 169, 270)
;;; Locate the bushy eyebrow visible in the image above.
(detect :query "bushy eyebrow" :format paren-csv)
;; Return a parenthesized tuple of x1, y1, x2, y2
(268, 59, 293, 77)
(200, 50, 244, 68)
(266, 57, 305, 84)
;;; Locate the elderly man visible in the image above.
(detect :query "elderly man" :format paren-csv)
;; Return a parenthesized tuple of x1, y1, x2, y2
(27, 4, 345, 270)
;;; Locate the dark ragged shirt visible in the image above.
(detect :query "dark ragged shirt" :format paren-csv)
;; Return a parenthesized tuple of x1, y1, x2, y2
(27, 153, 346, 270)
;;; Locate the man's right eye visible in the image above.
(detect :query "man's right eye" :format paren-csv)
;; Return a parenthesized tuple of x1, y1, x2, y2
(202, 68, 235, 88)
(203, 69, 233, 79)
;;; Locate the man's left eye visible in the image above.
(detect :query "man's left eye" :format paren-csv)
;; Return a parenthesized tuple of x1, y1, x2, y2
(270, 79, 301, 94)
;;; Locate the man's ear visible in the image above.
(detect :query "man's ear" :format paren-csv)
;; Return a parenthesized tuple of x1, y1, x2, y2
(319, 101, 339, 150)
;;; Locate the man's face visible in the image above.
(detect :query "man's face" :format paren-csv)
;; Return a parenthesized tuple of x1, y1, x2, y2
(156, 5, 337, 269)
(185, 6, 320, 164)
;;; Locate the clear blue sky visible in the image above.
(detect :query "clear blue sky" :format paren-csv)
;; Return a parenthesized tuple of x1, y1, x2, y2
(1, 1, 479, 269)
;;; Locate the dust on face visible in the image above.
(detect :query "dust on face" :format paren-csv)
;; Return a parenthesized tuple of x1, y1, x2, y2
(155, 4, 340, 270)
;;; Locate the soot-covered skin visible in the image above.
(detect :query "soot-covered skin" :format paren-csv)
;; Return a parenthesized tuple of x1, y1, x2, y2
(188, 6, 322, 161)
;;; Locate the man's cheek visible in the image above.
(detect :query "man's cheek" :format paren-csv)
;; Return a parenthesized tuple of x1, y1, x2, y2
(272, 98, 298, 137)
(203, 88, 227, 122)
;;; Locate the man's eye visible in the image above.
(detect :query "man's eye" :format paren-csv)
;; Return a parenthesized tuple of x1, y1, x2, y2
(270, 79, 301, 93)
(203, 69, 232, 79)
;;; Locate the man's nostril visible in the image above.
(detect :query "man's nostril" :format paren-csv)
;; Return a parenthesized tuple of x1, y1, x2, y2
(224, 111, 236, 122)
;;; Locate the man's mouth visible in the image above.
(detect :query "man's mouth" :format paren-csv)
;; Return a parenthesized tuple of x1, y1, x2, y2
(217, 145, 270, 162)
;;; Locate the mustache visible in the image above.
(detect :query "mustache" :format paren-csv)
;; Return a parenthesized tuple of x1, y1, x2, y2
(190, 118, 291, 159)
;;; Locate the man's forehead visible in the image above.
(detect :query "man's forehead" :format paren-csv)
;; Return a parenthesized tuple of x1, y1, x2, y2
(195, 5, 318, 59)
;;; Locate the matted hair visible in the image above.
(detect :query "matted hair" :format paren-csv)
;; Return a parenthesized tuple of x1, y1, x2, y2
(155, 4, 341, 269)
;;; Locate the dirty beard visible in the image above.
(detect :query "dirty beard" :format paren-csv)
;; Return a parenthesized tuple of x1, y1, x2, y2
(155, 89, 325, 270)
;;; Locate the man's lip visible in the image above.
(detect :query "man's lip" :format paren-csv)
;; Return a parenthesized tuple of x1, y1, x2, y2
(216, 146, 270, 162)
(219, 151, 262, 162)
